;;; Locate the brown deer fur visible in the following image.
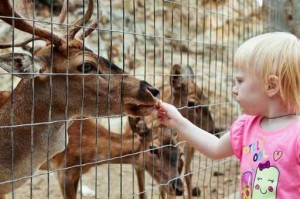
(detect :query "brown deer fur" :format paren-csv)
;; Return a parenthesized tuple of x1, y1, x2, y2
(162, 64, 216, 198)
(0, 91, 10, 108)
(125, 117, 184, 199)
(0, 92, 182, 199)
(39, 117, 142, 199)
(132, 64, 218, 198)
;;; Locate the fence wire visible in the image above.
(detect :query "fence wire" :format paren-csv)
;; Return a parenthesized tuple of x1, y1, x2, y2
(0, 0, 289, 198)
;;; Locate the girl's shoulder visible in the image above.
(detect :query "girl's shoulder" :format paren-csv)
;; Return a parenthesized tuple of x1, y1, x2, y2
(231, 114, 259, 127)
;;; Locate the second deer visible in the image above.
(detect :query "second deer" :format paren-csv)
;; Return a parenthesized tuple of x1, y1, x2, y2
(164, 64, 220, 198)
(37, 116, 184, 199)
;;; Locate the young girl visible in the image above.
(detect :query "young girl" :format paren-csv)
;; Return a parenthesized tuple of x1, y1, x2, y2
(156, 32, 300, 199)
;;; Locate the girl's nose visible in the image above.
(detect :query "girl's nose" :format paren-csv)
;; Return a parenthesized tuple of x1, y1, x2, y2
(232, 86, 238, 96)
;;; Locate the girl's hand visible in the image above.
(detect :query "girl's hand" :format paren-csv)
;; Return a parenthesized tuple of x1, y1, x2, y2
(156, 100, 183, 128)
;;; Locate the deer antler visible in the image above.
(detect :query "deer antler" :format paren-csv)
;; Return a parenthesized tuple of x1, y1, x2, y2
(76, 18, 99, 40)
(0, 0, 96, 48)
(0, 37, 44, 48)
(57, 0, 68, 27)
(0, 0, 66, 46)
(68, 0, 94, 39)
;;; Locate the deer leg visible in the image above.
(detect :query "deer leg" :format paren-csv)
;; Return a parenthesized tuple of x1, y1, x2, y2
(57, 169, 79, 199)
(160, 188, 168, 199)
(135, 168, 147, 199)
(73, 175, 80, 195)
(0, 195, 6, 199)
(184, 145, 194, 199)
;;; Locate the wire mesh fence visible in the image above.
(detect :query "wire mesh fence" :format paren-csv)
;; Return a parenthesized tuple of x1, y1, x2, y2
(0, 0, 289, 198)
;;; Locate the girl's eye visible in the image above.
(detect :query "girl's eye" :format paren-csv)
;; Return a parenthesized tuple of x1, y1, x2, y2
(235, 79, 243, 84)
(77, 62, 96, 73)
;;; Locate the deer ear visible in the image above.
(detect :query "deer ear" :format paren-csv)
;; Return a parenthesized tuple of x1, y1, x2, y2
(0, 53, 44, 79)
(170, 64, 181, 86)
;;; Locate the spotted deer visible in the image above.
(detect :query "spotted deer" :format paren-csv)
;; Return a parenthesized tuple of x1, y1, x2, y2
(162, 64, 222, 198)
(0, 0, 159, 197)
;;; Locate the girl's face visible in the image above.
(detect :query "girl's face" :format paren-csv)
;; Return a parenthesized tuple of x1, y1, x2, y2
(232, 69, 269, 115)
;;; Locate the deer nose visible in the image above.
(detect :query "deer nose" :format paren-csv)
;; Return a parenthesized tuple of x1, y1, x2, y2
(171, 178, 184, 196)
(146, 86, 160, 98)
(140, 80, 160, 98)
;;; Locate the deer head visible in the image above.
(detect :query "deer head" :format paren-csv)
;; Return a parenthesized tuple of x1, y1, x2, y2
(127, 116, 184, 197)
(168, 64, 218, 198)
(0, 0, 159, 195)
(168, 64, 214, 132)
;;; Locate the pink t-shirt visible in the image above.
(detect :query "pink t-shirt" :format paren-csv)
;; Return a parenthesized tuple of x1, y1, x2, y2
(230, 115, 300, 199)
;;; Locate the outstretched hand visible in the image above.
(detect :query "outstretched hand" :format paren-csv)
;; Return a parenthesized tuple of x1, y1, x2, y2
(156, 100, 183, 128)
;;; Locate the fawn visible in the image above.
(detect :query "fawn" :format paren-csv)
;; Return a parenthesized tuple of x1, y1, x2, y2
(39, 117, 142, 199)
(135, 64, 221, 198)
(37, 115, 184, 199)
(125, 116, 184, 199)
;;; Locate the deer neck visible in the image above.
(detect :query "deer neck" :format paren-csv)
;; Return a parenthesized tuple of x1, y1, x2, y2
(0, 78, 77, 124)
(171, 92, 188, 107)
(0, 78, 70, 193)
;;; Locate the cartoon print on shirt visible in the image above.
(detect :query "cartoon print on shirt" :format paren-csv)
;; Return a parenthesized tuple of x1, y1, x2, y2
(273, 150, 282, 161)
(243, 139, 268, 170)
(252, 160, 279, 199)
(241, 172, 253, 199)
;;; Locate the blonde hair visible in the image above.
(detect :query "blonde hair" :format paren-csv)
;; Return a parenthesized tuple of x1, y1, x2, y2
(234, 32, 300, 112)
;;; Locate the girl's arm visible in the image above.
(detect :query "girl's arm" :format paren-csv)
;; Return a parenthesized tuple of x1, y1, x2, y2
(157, 101, 234, 160)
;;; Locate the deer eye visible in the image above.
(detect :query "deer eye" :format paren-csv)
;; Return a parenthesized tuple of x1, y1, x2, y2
(77, 62, 96, 73)
(149, 146, 159, 156)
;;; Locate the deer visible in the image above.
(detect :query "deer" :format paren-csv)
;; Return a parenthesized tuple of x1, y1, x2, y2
(0, 0, 159, 197)
(0, 91, 183, 199)
(162, 64, 226, 198)
(133, 64, 220, 198)
(125, 116, 184, 199)
(37, 116, 143, 199)
(34, 115, 184, 199)
(0, 91, 141, 198)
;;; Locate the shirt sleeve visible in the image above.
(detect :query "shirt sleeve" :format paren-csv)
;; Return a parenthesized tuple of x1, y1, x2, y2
(297, 133, 300, 164)
(230, 115, 247, 160)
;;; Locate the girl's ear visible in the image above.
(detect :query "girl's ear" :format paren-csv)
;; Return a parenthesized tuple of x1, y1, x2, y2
(266, 75, 280, 97)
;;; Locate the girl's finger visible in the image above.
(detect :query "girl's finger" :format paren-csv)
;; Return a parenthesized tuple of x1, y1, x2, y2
(156, 100, 164, 109)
